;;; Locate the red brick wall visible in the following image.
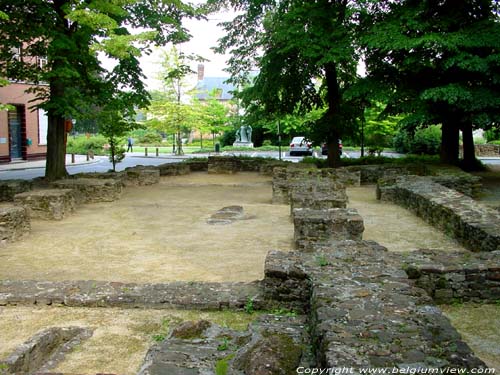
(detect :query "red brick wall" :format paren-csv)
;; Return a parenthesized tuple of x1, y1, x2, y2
(0, 82, 47, 162)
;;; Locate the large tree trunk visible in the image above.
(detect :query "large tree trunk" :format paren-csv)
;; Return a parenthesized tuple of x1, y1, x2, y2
(440, 120, 459, 165)
(45, 109, 68, 180)
(324, 62, 342, 168)
(461, 121, 477, 171)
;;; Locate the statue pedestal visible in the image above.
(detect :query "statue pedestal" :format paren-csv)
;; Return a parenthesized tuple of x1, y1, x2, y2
(232, 142, 254, 148)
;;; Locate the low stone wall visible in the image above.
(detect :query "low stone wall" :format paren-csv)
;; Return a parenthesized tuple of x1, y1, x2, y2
(272, 166, 351, 205)
(293, 208, 364, 251)
(0, 179, 32, 202)
(183, 159, 208, 172)
(258, 160, 289, 176)
(73, 171, 126, 186)
(344, 164, 426, 184)
(0, 206, 30, 244)
(403, 249, 500, 303)
(0, 327, 92, 374)
(378, 176, 500, 252)
(14, 189, 76, 220)
(157, 162, 190, 176)
(124, 166, 160, 186)
(208, 156, 241, 174)
(0, 280, 265, 310)
(460, 144, 500, 157)
(52, 178, 122, 204)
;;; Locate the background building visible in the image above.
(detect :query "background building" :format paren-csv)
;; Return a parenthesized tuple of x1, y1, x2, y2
(0, 82, 48, 163)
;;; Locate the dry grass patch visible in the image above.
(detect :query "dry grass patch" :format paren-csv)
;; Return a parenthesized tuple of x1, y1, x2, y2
(0, 173, 293, 283)
(0, 306, 259, 375)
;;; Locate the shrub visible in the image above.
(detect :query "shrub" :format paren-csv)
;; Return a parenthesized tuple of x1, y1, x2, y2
(411, 125, 441, 155)
(137, 131, 162, 145)
(220, 129, 237, 146)
(66, 134, 108, 155)
(484, 128, 500, 143)
(393, 125, 441, 155)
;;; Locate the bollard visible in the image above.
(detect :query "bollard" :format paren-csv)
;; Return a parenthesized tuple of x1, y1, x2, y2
(71, 153, 75, 163)
(156, 147, 159, 157)
(145, 147, 148, 157)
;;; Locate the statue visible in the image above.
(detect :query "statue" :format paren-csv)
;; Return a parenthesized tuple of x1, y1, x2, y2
(235, 125, 252, 143)
(233, 125, 254, 148)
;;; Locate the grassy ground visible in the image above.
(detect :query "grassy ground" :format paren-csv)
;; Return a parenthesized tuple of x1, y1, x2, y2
(0, 306, 259, 375)
(441, 304, 500, 371)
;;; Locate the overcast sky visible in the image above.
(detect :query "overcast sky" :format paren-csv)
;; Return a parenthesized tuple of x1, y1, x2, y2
(140, 5, 235, 91)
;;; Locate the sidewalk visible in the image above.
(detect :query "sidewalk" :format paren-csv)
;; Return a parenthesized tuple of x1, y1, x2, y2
(0, 154, 102, 171)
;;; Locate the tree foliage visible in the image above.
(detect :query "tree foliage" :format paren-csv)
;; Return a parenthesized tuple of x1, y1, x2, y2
(145, 47, 204, 154)
(0, 0, 198, 179)
(215, 0, 367, 167)
(361, 0, 500, 167)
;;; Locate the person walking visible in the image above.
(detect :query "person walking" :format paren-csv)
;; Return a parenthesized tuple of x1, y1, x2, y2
(127, 137, 134, 152)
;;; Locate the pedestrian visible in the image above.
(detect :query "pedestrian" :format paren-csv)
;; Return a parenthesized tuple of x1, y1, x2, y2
(127, 137, 134, 152)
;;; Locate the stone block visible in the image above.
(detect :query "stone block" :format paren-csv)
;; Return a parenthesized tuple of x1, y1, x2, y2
(124, 166, 160, 186)
(14, 189, 76, 220)
(0, 179, 32, 202)
(184, 160, 208, 172)
(0, 206, 30, 244)
(52, 178, 122, 204)
(157, 163, 190, 176)
(293, 208, 364, 251)
(207, 156, 241, 174)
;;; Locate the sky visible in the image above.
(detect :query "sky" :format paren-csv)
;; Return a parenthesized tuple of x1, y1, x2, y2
(139, 6, 236, 91)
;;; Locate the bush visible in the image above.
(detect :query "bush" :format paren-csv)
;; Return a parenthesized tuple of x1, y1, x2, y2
(220, 129, 237, 147)
(393, 125, 441, 155)
(66, 134, 108, 155)
(484, 128, 500, 143)
(412, 125, 441, 155)
(137, 131, 162, 145)
(393, 131, 412, 153)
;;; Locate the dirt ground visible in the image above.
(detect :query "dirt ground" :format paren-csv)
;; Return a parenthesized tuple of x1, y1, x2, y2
(347, 186, 465, 252)
(0, 306, 258, 375)
(0, 173, 293, 283)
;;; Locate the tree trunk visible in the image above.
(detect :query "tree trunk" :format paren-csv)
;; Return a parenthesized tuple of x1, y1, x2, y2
(176, 131, 183, 155)
(461, 121, 476, 171)
(440, 120, 459, 165)
(45, 113, 68, 180)
(324, 62, 342, 168)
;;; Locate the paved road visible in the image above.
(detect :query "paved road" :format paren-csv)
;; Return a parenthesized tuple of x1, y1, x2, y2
(0, 155, 186, 180)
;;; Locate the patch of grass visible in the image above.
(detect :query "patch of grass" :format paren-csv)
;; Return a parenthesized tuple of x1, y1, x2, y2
(316, 254, 330, 267)
(215, 354, 235, 375)
(217, 337, 230, 351)
(244, 297, 255, 314)
(271, 308, 298, 317)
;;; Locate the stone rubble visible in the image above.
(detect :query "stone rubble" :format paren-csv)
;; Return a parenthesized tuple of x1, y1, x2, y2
(14, 188, 76, 220)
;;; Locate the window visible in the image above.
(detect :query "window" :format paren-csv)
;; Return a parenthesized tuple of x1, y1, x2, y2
(11, 47, 20, 61)
(38, 57, 47, 69)
(38, 108, 48, 145)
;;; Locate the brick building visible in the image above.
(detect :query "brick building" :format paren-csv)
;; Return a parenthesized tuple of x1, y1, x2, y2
(0, 82, 48, 163)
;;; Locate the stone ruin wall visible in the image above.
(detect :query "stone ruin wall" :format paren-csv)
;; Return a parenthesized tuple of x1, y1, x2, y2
(378, 176, 500, 252)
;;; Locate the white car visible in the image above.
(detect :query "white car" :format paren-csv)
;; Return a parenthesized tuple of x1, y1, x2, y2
(289, 136, 313, 156)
